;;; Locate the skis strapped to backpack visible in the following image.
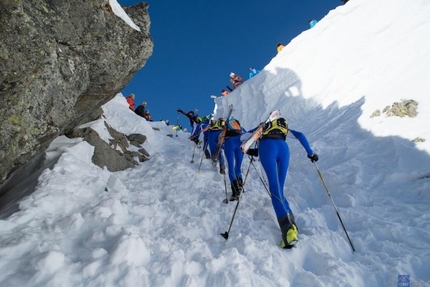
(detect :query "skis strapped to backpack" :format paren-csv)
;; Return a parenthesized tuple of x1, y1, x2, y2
(240, 110, 281, 154)
(211, 104, 234, 161)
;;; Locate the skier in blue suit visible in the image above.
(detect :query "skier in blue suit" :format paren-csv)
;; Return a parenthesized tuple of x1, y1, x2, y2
(248, 67, 261, 79)
(189, 119, 211, 159)
(244, 116, 318, 248)
(223, 118, 247, 201)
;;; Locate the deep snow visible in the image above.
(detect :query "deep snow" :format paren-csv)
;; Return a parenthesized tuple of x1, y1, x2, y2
(0, 0, 429, 286)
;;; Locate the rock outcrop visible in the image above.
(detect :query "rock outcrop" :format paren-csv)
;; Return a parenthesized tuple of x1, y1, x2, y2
(0, 0, 153, 184)
(66, 121, 150, 172)
(371, 99, 419, 119)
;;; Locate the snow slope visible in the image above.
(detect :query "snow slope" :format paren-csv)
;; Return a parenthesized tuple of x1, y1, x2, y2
(0, 0, 429, 286)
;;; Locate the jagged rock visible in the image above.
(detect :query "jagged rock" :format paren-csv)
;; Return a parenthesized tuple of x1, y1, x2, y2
(130, 151, 149, 163)
(71, 127, 137, 171)
(127, 134, 147, 147)
(66, 122, 150, 171)
(138, 148, 150, 157)
(0, 0, 153, 184)
(104, 122, 129, 153)
(370, 110, 381, 118)
(384, 99, 418, 118)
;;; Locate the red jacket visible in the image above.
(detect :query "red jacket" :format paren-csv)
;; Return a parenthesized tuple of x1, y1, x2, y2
(126, 96, 135, 110)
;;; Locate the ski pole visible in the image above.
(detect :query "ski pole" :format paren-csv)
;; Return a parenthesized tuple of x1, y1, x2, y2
(220, 199, 240, 240)
(197, 140, 209, 173)
(222, 174, 228, 204)
(249, 157, 271, 197)
(190, 145, 196, 163)
(313, 162, 356, 252)
(175, 112, 180, 137)
(220, 157, 253, 240)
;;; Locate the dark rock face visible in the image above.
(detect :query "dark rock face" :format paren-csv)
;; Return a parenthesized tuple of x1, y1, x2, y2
(0, 0, 153, 183)
(66, 121, 150, 172)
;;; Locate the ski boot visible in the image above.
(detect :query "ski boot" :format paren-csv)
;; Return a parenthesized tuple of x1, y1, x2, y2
(278, 213, 298, 249)
(237, 177, 244, 194)
(229, 180, 240, 201)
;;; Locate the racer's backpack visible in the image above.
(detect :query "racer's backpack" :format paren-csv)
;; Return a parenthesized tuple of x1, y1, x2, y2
(227, 117, 241, 131)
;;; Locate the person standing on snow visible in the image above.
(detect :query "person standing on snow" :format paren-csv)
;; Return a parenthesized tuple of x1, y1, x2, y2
(276, 43, 285, 53)
(189, 119, 211, 159)
(177, 109, 209, 160)
(248, 67, 261, 79)
(308, 19, 318, 28)
(223, 117, 246, 201)
(177, 109, 201, 128)
(229, 72, 243, 90)
(242, 115, 318, 249)
(221, 89, 229, 96)
(125, 93, 135, 111)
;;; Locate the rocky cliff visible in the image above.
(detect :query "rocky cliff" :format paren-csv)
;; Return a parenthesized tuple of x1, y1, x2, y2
(0, 0, 153, 184)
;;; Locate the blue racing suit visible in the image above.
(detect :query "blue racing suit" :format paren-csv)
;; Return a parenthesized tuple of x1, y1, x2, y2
(224, 130, 245, 183)
(190, 121, 210, 157)
(258, 129, 313, 219)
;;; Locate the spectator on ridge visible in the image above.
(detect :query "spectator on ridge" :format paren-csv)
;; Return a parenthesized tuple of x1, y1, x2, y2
(135, 101, 147, 117)
(249, 67, 261, 79)
(126, 93, 135, 111)
(143, 110, 153, 121)
(309, 19, 318, 28)
(277, 43, 285, 53)
(229, 72, 243, 90)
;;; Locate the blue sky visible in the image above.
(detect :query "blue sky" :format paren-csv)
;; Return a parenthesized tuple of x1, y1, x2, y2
(118, 0, 343, 125)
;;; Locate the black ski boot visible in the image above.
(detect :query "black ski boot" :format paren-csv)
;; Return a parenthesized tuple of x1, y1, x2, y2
(237, 177, 244, 194)
(204, 149, 211, 159)
(229, 180, 240, 201)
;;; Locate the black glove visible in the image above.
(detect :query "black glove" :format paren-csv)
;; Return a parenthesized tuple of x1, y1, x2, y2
(247, 148, 259, 157)
(177, 109, 182, 113)
(308, 153, 318, 162)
